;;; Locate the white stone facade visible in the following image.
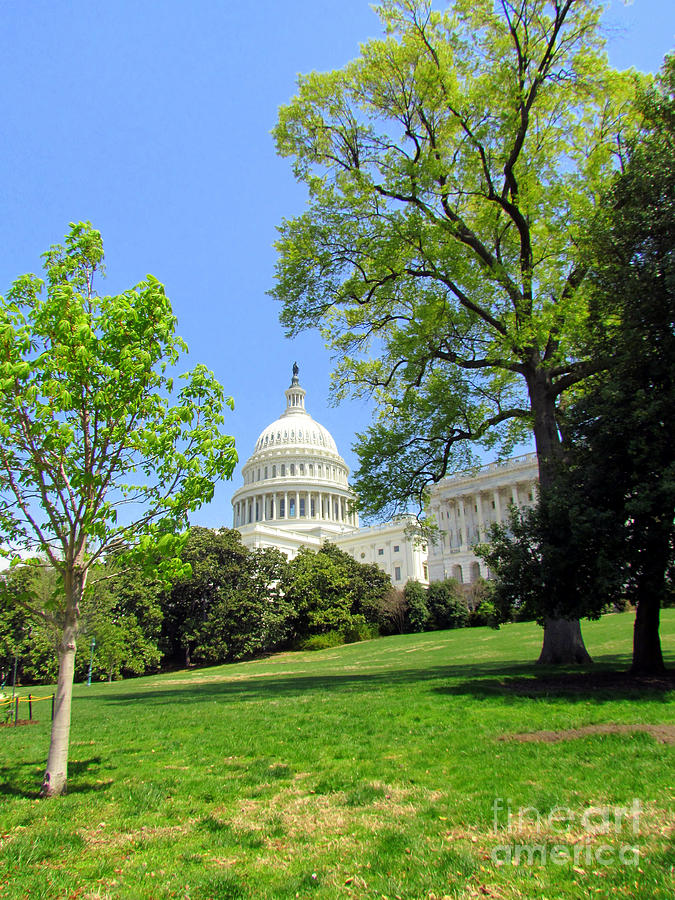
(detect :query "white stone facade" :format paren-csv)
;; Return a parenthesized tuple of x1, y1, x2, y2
(232, 369, 539, 589)
(335, 519, 429, 587)
(427, 453, 539, 584)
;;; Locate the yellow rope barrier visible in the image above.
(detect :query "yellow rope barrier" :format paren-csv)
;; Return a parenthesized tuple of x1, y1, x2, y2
(0, 694, 53, 705)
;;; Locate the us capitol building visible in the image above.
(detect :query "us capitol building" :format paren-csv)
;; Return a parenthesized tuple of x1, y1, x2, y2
(232, 366, 538, 587)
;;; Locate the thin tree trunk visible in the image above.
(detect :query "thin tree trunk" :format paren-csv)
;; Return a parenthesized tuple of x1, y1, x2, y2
(528, 367, 592, 665)
(41, 565, 85, 798)
(41, 615, 78, 797)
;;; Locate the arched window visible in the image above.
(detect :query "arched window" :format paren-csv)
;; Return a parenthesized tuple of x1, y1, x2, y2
(290, 463, 295, 476)
(272, 465, 277, 477)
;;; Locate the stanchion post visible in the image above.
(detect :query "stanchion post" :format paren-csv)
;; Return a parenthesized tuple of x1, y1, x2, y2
(51, 694, 55, 721)
(14, 696, 19, 726)
(28, 694, 32, 721)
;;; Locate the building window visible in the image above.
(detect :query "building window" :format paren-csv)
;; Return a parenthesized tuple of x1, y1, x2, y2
(290, 463, 295, 475)
(423, 564, 428, 580)
(393, 545, 400, 553)
(299, 463, 305, 474)
(310, 499, 315, 517)
(272, 465, 276, 477)
(299, 498, 306, 517)
(264, 467, 268, 479)
(289, 497, 296, 517)
(279, 499, 285, 518)
(281, 464, 286, 476)
(395, 566, 401, 581)
(309, 463, 314, 476)
(378, 548, 384, 556)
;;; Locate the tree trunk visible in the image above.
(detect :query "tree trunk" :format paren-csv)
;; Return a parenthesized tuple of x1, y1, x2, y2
(41, 565, 85, 798)
(537, 617, 592, 664)
(527, 367, 593, 665)
(630, 520, 668, 675)
(41, 615, 78, 797)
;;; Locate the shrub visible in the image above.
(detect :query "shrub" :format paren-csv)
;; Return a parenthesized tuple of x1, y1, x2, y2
(343, 620, 379, 643)
(427, 579, 469, 629)
(469, 600, 499, 628)
(299, 631, 345, 651)
(404, 581, 430, 632)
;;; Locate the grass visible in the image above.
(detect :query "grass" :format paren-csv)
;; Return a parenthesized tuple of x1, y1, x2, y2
(1, 610, 673, 899)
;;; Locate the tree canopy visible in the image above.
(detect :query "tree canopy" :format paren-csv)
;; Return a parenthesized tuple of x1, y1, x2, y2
(0, 222, 237, 795)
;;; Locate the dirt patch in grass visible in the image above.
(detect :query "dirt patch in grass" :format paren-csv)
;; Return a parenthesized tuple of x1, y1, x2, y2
(500, 723, 675, 744)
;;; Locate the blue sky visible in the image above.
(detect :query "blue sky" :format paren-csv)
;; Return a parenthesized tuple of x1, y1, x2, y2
(1, 0, 673, 528)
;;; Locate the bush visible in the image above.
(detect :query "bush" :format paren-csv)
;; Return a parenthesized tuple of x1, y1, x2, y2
(469, 600, 499, 628)
(299, 631, 345, 651)
(343, 620, 379, 643)
(404, 581, 430, 632)
(427, 579, 469, 629)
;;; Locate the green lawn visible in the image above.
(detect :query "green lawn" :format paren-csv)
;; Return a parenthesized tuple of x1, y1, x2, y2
(1, 611, 673, 899)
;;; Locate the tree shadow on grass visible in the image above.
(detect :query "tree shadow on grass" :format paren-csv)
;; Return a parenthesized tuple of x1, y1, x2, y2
(434, 661, 675, 703)
(88, 654, 672, 708)
(0, 756, 109, 798)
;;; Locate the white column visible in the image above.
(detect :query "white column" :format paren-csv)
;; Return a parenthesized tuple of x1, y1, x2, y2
(284, 491, 288, 519)
(476, 492, 485, 541)
(458, 497, 467, 549)
(493, 489, 502, 524)
(295, 491, 299, 519)
(511, 484, 519, 506)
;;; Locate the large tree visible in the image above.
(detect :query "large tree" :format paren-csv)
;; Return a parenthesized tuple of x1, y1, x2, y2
(272, 0, 638, 663)
(478, 56, 675, 673)
(0, 223, 237, 795)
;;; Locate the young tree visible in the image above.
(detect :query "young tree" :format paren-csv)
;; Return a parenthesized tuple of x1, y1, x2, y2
(272, 0, 638, 662)
(0, 223, 237, 795)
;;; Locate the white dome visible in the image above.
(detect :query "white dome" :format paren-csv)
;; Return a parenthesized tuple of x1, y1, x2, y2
(231, 365, 358, 537)
(252, 411, 337, 455)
